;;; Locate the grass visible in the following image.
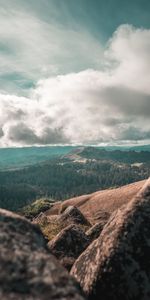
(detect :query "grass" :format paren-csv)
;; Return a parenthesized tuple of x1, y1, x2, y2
(40, 221, 64, 241)
(21, 198, 55, 219)
(36, 214, 90, 241)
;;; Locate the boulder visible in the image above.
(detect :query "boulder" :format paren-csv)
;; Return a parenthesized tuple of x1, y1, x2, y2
(48, 224, 90, 271)
(92, 210, 110, 223)
(0, 209, 86, 300)
(60, 257, 76, 272)
(86, 210, 110, 242)
(86, 219, 108, 242)
(32, 212, 48, 224)
(71, 178, 150, 300)
(59, 206, 91, 227)
(33, 213, 59, 225)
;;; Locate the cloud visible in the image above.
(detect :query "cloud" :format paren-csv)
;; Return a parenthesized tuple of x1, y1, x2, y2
(120, 127, 150, 141)
(0, 6, 103, 95)
(7, 123, 68, 145)
(0, 24, 150, 146)
(0, 128, 4, 138)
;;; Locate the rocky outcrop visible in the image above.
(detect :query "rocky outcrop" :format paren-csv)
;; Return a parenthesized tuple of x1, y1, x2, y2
(86, 210, 110, 242)
(32, 211, 48, 224)
(71, 178, 150, 300)
(48, 224, 90, 271)
(86, 219, 108, 242)
(92, 210, 110, 223)
(59, 206, 91, 227)
(33, 213, 59, 225)
(59, 180, 146, 221)
(0, 209, 86, 300)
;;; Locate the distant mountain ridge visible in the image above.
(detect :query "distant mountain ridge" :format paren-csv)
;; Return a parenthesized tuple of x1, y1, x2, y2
(78, 147, 150, 163)
(0, 145, 149, 212)
(0, 146, 76, 170)
(0, 145, 150, 170)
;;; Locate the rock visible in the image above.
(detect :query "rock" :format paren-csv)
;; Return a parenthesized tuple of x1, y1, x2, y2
(71, 178, 150, 300)
(92, 210, 110, 223)
(0, 209, 86, 300)
(86, 210, 110, 241)
(32, 212, 48, 224)
(47, 214, 59, 223)
(86, 220, 108, 242)
(60, 257, 76, 272)
(48, 224, 90, 271)
(33, 213, 59, 225)
(59, 206, 91, 227)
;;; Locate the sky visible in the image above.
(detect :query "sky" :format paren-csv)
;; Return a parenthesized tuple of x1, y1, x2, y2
(0, 0, 150, 147)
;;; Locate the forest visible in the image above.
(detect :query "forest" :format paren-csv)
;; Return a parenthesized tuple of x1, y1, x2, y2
(0, 147, 149, 211)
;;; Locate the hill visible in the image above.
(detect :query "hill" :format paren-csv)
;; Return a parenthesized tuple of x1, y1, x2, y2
(0, 145, 150, 171)
(78, 147, 150, 163)
(0, 146, 149, 212)
(46, 179, 146, 224)
(0, 146, 76, 170)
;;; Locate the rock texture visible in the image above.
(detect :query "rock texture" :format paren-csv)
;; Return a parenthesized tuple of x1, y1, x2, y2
(0, 209, 86, 300)
(71, 178, 150, 300)
(32, 212, 48, 224)
(86, 219, 108, 242)
(59, 206, 91, 227)
(33, 213, 59, 225)
(92, 210, 110, 223)
(86, 210, 110, 242)
(48, 224, 90, 271)
(59, 180, 145, 223)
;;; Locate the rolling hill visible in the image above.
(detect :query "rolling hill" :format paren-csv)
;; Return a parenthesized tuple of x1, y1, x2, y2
(46, 179, 146, 224)
(0, 146, 77, 170)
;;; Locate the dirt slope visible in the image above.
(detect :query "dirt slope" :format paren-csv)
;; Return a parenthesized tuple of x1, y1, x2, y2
(46, 180, 146, 224)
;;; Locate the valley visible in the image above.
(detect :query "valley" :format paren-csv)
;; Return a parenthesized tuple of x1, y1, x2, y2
(0, 146, 149, 212)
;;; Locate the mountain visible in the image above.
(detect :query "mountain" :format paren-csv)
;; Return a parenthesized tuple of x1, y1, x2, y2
(0, 146, 77, 170)
(98, 145, 150, 152)
(129, 144, 150, 151)
(0, 146, 149, 212)
(0, 145, 150, 171)
(78, 146, 150, 163)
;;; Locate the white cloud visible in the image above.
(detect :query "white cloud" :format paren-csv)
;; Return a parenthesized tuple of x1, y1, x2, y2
(0, 24, 150, 146)
(0, 7, 103, 94)
(107, 25, 150, 93)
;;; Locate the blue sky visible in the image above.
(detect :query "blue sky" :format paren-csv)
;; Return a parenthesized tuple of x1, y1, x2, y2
(0, 0, 150, 146)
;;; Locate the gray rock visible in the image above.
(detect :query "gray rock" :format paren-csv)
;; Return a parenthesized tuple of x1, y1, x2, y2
(59, 206, 91, 227)
(48, 224, 90, 271)
(0, 209, 86, 300)
(60, 257, 76, 272)
(86, 210, 110, 242)
(71, 178, 150, 300)
(92, 210, 110, 223)
(86, 219, 108, 242)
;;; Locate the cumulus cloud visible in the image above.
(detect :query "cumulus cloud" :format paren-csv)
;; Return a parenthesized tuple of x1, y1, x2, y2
(0, 24, 150, 146)
(0, 6, 103, 94)
(7, 123, 68, 145)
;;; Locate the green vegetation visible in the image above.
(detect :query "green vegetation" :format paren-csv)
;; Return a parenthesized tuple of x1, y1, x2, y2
(21, 198, 54, 219)
(0, 146, 76, 170)
(0, 147, 149, 212)
(40, 220, 64, 241)
(81, 147, 150, 163)
(35, 213, 90, 241)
